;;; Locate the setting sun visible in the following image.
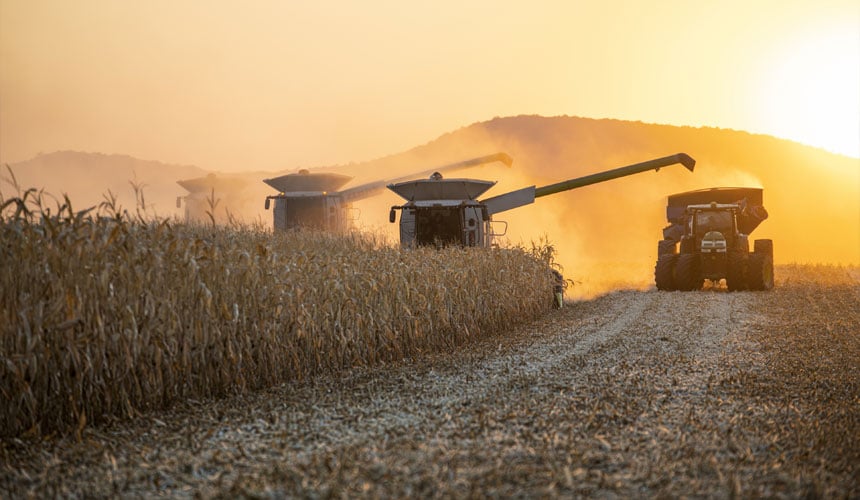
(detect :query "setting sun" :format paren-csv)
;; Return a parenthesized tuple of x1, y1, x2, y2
(757, 23, 860, 158)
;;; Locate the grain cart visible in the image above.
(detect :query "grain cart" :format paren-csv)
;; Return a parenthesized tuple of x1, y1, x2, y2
(654, 187, 773, 291)
(263, 153, 512, 232)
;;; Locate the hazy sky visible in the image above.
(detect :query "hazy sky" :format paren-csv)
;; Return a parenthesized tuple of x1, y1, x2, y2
(1, 0, 858, 171)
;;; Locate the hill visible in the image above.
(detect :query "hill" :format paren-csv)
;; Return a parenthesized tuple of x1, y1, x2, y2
(3, 151, 205, 219)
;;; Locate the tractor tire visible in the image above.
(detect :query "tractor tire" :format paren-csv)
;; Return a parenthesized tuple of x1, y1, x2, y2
(754, 239, 773, 256)
(655, 254, 678, 291)
(679, 238, 695, 254)
(657, 239, 677, 256)
(674, 254, 704, 291)
(726, 251, 748, 291)
(747, 253, 774, 291)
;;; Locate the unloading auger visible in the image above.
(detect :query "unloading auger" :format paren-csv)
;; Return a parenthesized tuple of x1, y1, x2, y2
(387, 153, 696, 248)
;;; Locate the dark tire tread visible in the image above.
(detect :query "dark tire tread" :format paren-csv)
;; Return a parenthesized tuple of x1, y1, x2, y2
(674, 254, 703, 291)
(726, 251, 747, 291)
(655, 254, 678, 291)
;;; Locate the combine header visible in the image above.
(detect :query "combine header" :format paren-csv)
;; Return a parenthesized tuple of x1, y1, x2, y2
(655, 187, 773, 291)
(263, 153, 512, 232)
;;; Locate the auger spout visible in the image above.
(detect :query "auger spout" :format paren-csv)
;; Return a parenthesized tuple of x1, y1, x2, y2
(534, 153, 695, 199)
(482, 153, 696, 216)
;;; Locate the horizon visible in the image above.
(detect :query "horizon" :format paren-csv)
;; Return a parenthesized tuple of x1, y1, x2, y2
(5, 114, 857, 172)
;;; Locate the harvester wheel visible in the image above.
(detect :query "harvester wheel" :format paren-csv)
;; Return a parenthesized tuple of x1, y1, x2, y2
(674, 254, 703, 291)
(657, 239, 677, 256)
(726, 251, 748, 291)
(747, 253, 774, 290)
(655, 254, 678, 291)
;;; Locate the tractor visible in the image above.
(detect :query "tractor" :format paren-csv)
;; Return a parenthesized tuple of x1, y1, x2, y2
(654, 187, 773, 291)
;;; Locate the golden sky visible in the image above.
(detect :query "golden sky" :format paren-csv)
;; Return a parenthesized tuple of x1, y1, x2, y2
(1, 0, 858, 171)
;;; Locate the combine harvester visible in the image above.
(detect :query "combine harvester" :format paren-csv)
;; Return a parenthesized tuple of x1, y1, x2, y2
(387, 153, 696, 248)
(262, 153, 512, 232)
(176, 173, 249, 223)
(654, 187, 773, 291)
(386, 153, 696, 307)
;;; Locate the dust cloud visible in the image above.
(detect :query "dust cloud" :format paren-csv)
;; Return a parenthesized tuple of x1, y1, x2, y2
(2, 152, 283, 226)
(354, 116, 860, 299)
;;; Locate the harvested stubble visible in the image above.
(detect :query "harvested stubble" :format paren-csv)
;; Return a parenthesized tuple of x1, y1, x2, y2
(0, 199, 555, 438)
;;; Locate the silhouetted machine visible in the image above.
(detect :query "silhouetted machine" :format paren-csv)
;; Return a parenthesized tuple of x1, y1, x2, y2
(655, 187, 772, 291)
(263, 153, 512, 232)
(387, 153, 696, 248)
(176, 173, 248, 223)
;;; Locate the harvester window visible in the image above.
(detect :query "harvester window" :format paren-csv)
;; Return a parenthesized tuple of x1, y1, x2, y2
(416, 208, 461, 247)
(285, 198, 326, 229)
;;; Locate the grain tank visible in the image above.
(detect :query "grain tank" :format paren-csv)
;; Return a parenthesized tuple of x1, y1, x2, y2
(263, 153, 512, 232)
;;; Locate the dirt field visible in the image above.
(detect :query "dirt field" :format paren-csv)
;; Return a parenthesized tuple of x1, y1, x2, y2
(1, 264, 857, 498)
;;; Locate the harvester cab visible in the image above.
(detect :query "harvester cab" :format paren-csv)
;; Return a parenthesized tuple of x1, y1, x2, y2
(263, 153, 513, 232)
(655, 187, 773, 291)
(388, 153, 697, 249)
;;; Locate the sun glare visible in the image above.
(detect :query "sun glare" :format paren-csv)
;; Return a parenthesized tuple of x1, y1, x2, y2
(757, 27, 860, 158)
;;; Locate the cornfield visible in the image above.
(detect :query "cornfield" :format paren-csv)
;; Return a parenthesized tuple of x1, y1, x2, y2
(0, 189, 556, 438)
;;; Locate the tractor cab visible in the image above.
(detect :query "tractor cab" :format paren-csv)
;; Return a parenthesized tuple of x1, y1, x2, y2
(681, 203, 748, 282)
(692, 206, 735, 235)
(685, 203, 743, 254)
